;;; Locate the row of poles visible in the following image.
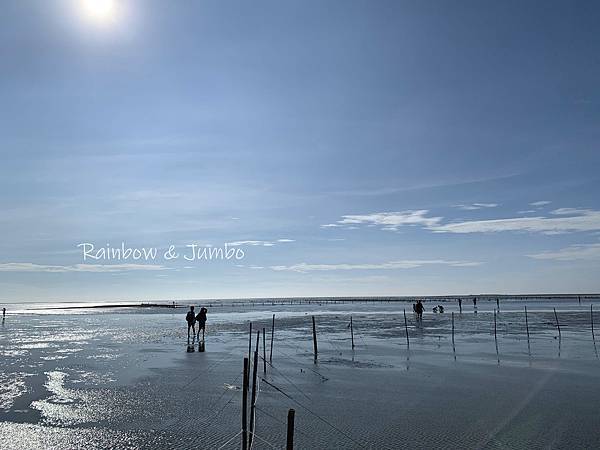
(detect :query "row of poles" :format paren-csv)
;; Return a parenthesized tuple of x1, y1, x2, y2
(238, 304, 597, 448)
(448, 304, 598, 360)
(242, 316, 295, 449)
(246, 303, 597, 368)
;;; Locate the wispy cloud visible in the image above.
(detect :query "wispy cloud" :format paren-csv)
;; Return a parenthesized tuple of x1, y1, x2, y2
(0, 263, 168, 273)
(323, 210, 441, 231)
(530, 200, 551, 207)
(325, 207, 600, 236)
(528, 243, 600, 261)
(454, 203, 498, 211)
(431, 209, 600, 235)
(270, 259, 482, 273)
(226, 239, 295, 247)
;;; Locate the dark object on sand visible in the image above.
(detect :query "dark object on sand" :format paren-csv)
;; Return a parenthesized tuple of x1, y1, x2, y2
(286, 408, 295, 450)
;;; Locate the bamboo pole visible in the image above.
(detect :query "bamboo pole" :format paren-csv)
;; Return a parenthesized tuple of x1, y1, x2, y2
(451, 311, 456, 359)
(246, 323, 252, 391)
(262, 327, 267, 373)
(312, 316, 318, 361)
(403, 309, 410, 348)
(270, 314, 275, 364)
(554, 307, 561, 338)
(494, 309, 499, 364)
(525, 306, 531, 356)
(592, 304, 598, 358)
(350, 316, 355, 350)
(286, 408, 295, 450)
(242, 357, 249, 450)
(249, 350, 259, 448)
(248, 322, 253, 360)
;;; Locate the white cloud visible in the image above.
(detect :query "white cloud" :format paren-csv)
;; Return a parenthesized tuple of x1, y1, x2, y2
(324, 207, 600, 236)
(530, 200, 551, 207)
(326, 210, 442, 231)
(226, 239, 294, 247)
(430, 209, 600, 235)
(0, 263, 168, 273)
(455, 203, 498, 210)
(528, 243, 600, 261)
(270, 259, 482, 273)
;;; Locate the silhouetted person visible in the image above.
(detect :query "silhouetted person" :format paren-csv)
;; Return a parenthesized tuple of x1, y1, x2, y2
(2, 308, 5, 318)
(473, 297, 477, 313)
(186, 306, 196, 344)
(195, 307, 207, 341)
(458, 298, 462, 313)
(415, 300, 424, 320)
(496, 298, 500, 311)
(438, 305, 444, 313)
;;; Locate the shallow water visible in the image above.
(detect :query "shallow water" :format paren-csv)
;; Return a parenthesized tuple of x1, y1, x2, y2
(1, 298, 600, 449)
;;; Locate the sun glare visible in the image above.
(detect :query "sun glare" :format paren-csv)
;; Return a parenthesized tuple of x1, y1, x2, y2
(81, 0, 117, 23)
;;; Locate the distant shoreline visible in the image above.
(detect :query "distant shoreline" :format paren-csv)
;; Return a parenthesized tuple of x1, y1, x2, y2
(5, 294, 599, 311)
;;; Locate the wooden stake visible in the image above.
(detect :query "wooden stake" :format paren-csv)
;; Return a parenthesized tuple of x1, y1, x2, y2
(451, 311, 456, 359)
(270, 314, 275, 364)
(242, 357, 249, 450)
(554, 307, 561, 338)
(248, 322, 253, 361)
(350, 316, 355, 350)
(403, 309, 410, 348)
(249, 350, 259, 448)
(592, 304, 598, 358)
(494, 309, 497, 340)
(246, 322, 252, 391)
(525, 306, 531, 356)
(262, 327, 267, 373)
(255, 329, 260, 354)
(312, 316, 318, 361)
(286, 408, 295, 450)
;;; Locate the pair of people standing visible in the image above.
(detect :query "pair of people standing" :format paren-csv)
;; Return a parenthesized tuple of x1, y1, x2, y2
(186, 306, 208, 344)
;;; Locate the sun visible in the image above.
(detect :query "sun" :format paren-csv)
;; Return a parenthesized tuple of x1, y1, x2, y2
(81, 0, 117, 23)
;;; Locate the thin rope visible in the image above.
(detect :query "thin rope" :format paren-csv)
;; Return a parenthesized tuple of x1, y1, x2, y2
(255, 405, 318, 444)
(260, 378, 366, 448)
(217, 430, 242, 450)
(275, 347, 329, 382)
(250, 432, 278, 449)
(260, 355, 311, 401)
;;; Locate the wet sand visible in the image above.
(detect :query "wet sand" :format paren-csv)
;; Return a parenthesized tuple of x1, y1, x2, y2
(1, 298, 600, 449)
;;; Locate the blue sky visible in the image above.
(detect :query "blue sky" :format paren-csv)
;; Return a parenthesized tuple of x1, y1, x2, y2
(1, 0, 599, 302)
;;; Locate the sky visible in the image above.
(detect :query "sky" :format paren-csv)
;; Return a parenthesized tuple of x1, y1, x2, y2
(1, 0, 600, 302)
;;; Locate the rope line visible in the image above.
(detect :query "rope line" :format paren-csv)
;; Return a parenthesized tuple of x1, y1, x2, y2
(260, 378, 366, 448)
(275, 347, 329, 382)
(217, 430, 242, 449)
(260, 355, 311, 401)
(250, 432, 278, 449)
(255, 405, 319, 444)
